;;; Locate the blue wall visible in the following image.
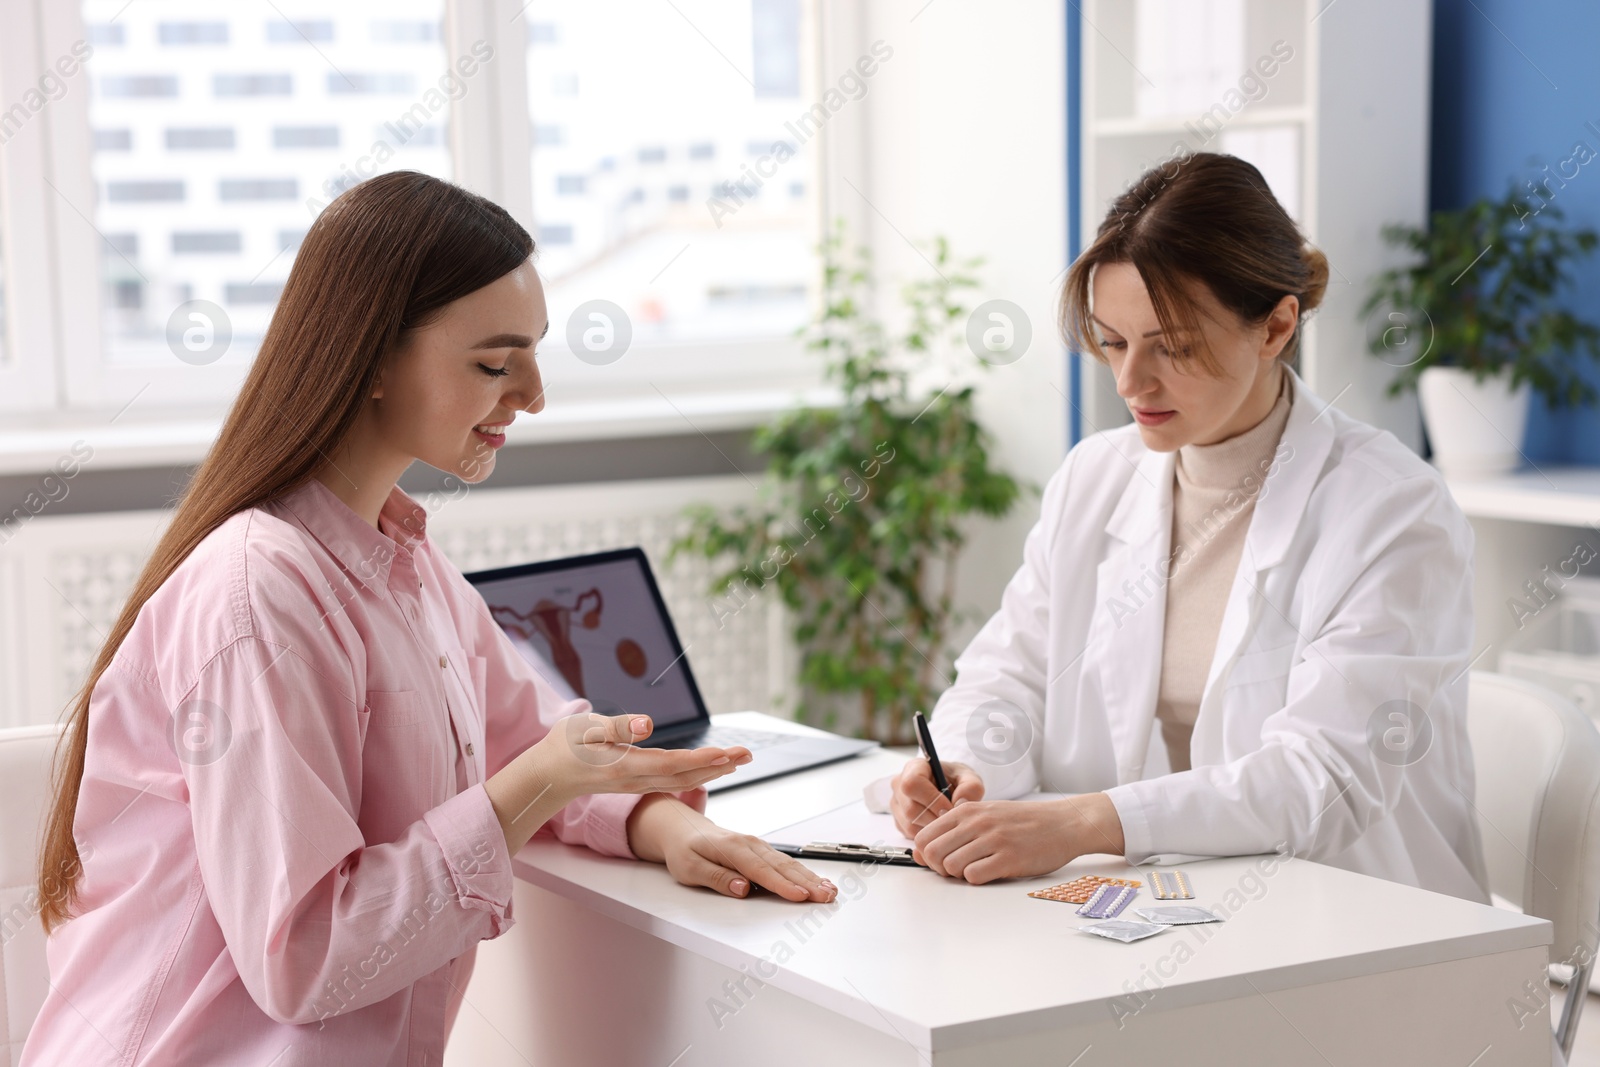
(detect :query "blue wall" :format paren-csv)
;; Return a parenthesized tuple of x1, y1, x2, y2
(1431, 0, 1600, 464)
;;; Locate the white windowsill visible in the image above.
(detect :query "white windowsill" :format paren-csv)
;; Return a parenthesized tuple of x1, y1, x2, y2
(0, 386, 842, 477)
(1446, 465, 1600, 527)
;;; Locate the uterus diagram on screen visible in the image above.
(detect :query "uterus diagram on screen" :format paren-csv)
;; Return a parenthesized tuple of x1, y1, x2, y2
(491, 588, 651, 699)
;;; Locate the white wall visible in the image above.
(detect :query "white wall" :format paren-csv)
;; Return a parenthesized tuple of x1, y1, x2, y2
(820, 0, 1069, 662)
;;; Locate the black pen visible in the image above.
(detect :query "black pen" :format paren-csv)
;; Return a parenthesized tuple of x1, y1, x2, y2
(914, 710, 953, 801)
(770, 842, 923, 867)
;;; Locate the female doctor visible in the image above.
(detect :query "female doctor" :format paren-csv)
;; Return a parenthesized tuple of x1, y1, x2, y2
(890, 152, 1490, 903)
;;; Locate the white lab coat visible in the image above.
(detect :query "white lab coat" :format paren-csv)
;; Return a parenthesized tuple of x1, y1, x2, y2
(924, 365, 1491, 903)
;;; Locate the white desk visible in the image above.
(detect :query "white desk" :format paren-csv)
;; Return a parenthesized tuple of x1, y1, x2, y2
(449, 714, 1554, 1066)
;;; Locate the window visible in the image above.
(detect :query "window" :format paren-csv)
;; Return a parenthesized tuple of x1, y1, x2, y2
(268, 20, 335, 44)
(750, 0, 800, 97)
(224, 282, 284, 304)
(93, 129, 132, 151)
(385, 124, 443, 148)
(218, 179, 297, 201)
(73, 0, 452, 385)
(213, 73, 292, 97)
(373, 20, 440, 43)
(158, 22, 228, 46)
(21, 0, 825, 417)
(274, 126, 339, 149)
(166, 127, 234, 150)
(101, 75, 178, 98)
(0, 0, 61, 403)
(84, 23, 123, 45)
(106, 180, 184, 202)
(328, 73, 417, 95)
(523, 0, 814, 357)
(172, 232, 242, 254)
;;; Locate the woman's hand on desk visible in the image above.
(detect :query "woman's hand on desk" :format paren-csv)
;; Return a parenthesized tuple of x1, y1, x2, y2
(911, 793, 1127, 885)
(625, 795, 840, 904)
(889, 758, 986, 838)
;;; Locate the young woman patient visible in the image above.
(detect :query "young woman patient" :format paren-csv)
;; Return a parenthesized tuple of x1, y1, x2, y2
(889, 152, 1489, 904)
(22, 171, 836, 1066)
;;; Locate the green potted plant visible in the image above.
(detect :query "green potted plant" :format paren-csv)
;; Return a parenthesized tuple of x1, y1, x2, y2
(669, 222, 1026, 745)
(1361, 184, 1600, 476)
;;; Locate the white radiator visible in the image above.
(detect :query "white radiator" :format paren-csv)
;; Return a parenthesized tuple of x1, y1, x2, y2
(0, 475, 793, 729)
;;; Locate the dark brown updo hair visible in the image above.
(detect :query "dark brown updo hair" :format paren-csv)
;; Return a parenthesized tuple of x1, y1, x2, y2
(1060, 151, 1329, 376)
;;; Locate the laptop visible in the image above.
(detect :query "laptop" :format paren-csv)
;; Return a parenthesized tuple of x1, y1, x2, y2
(464, 547, 877, 791)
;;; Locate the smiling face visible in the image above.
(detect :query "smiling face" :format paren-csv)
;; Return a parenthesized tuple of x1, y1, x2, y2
(1090, 261, 1298, 451)
(371, 259, 549, 483)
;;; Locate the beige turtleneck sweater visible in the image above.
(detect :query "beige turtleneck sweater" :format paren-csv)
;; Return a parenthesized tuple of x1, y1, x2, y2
(1156, 369, 1293, 772)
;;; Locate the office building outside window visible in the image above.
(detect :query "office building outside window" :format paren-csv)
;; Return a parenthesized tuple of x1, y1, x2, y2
(81, 2, 451, 367)
(523, 0, 812, 350)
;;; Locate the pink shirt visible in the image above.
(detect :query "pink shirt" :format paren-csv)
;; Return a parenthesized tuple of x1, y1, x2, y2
(21, 476, 704, 1066)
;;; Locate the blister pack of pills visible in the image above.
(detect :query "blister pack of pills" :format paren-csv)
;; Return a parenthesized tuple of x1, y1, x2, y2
(1028, 875, 1142, 905)
(1146, 870, 1194, 900)
(1076, 883, 1136, 919)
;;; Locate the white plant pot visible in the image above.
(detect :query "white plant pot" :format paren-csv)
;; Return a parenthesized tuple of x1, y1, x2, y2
(1416, 366, 1530, 478)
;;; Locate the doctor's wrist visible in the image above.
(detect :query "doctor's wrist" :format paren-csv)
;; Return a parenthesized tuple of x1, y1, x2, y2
(1066, 792, 1126, 856)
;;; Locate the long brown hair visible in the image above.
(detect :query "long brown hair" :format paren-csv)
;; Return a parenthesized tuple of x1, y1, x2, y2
(1061, 151, 1329, 376)
(36, 171, 535, 935)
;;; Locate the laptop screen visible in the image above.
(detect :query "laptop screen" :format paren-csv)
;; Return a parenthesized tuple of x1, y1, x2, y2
(466, 550, 706, 730)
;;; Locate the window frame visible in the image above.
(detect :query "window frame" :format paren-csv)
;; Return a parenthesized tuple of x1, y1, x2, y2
(456, 0, 828, 412)
(0, 0, 67, 413)
(3, 0, 831, 426)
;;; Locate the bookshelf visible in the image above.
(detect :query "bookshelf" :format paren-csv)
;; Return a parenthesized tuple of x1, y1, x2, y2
(1076, 0, 1433, 451)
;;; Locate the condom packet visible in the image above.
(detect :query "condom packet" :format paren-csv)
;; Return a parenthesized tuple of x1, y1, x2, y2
(1077, 919, 1168, 943)
(1134, 906, 1225, 926)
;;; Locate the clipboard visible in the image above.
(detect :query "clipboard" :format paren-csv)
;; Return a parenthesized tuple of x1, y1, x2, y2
(769, 841, 924, 867)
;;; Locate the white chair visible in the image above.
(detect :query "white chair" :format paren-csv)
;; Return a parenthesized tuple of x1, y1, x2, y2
(0, 723, 63, 1067)
(1468, 671, 1600, 1061)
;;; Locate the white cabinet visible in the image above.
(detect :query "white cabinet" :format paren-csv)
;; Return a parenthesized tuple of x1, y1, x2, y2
(1447, 468, 1600, 681)
(1077, 0, 1431, 451)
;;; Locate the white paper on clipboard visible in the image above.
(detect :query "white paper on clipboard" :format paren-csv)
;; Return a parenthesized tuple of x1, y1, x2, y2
(762, 794, 1070, 851)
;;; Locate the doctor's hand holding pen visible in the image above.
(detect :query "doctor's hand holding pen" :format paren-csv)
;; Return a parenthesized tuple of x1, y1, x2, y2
(485, 711, 839, 905)
(891, 714, 1126, 885)
(891, 755, 987, 837)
